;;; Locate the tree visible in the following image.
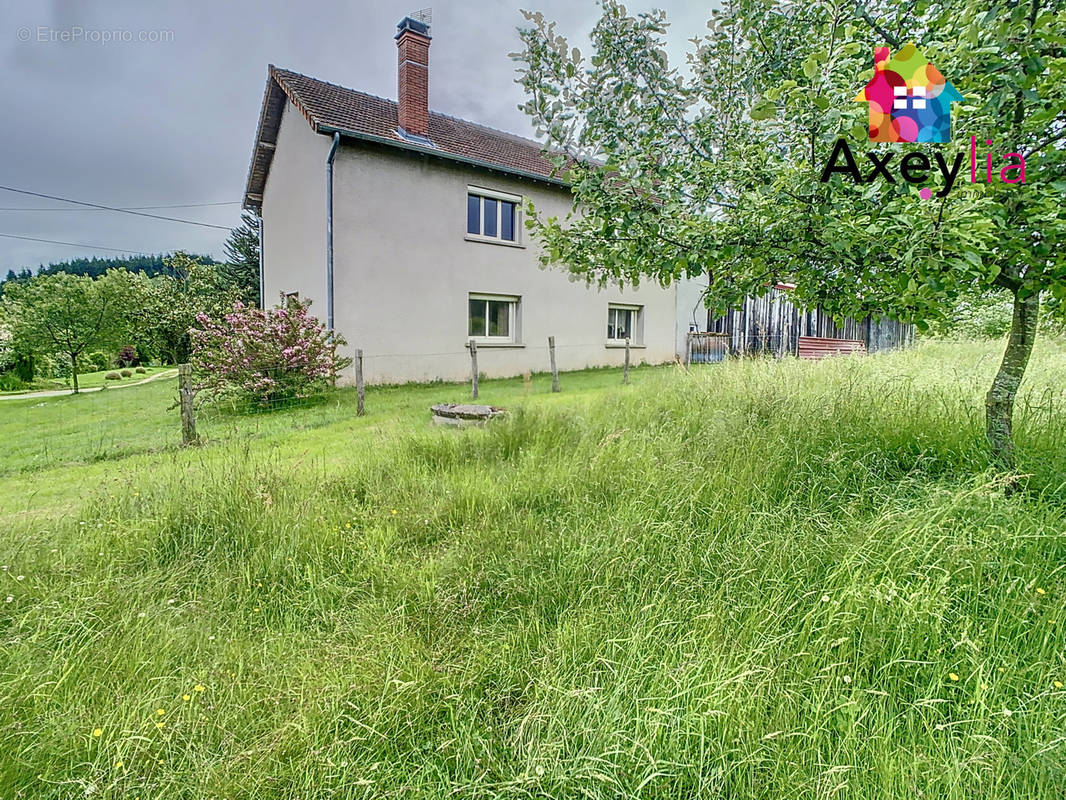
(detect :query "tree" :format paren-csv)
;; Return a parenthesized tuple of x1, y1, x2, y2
(119, 252, 245, 364)
(515, 0, 1065, 475)
(2, 271, 124, 392)
(219, 210, 261, 303)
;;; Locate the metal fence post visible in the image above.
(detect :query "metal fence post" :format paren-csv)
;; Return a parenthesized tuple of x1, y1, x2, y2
(623, 337, 631, 385)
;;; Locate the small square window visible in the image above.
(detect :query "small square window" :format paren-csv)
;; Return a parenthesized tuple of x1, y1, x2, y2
(912, 98, 926, 109)
(893, 85, 907, 96)
(893, 98, 907, 110)
(607, 304, 643, 344)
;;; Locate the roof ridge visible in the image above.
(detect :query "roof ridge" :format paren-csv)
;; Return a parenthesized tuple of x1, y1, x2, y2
(271, 65, 548, 152)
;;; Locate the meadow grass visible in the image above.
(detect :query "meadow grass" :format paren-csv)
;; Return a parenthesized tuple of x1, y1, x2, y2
(0, 339, 1064, 798)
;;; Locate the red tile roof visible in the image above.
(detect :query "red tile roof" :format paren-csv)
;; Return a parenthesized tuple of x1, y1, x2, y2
(243, 66, 570, 210)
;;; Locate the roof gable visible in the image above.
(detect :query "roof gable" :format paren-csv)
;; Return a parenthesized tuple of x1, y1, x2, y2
(243, 66, 569, 211)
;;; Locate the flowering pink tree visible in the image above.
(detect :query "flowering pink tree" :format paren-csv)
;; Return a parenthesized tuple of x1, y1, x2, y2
(191, 294, 350, 407)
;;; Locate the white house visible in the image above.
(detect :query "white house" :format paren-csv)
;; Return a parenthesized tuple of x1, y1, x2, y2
(242, 16, 682, 385)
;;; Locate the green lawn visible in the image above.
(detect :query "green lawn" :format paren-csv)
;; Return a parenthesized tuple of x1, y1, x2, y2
(0, 366, 175, 396)
(50, 365, 174, 391)
(0, 340, 1064, 798)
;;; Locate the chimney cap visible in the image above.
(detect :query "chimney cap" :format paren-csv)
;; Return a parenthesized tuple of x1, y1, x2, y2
(396, 16, 431, 39)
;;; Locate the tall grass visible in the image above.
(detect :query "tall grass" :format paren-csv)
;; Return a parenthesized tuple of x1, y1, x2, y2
(0, 340, 1063, 798)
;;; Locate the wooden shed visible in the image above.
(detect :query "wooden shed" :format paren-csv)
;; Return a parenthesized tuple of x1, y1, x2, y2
(689, 285, 913, 363)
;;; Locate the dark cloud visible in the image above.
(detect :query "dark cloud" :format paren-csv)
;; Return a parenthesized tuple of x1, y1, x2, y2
(0, 0, 714, 271)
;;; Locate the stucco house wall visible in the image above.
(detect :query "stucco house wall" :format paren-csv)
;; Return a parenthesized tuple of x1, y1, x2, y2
(260, 101, 329, 313)
(270, 137, 679, 385)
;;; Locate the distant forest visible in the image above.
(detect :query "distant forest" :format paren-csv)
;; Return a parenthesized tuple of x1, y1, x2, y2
(2, 253, 218, 285)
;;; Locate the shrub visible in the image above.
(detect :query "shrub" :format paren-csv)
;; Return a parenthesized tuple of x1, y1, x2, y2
(87, 351, 111, 372)
(120, 368, 133, 378)
(0, 371, 28, 391)
(191, 295, 351, 408)
(105, 372, 121, 381)
(117, 345, 139, 367)
(135, 366, 147, 374)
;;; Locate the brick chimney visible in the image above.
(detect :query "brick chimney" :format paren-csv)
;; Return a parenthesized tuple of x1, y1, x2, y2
(395, 16, 431, 137)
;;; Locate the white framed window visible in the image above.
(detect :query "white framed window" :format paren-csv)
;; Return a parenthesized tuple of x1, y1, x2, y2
(607, 303, 643, 344)
(283, 291, 299, 307)
(468, 293, 520, 343)
(466, 186, 520, 244)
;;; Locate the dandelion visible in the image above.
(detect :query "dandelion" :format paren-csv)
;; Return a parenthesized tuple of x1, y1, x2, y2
(948, 673, 960, 682)
(114, 761, 124, 769)
(92, 728, 102, 737)
(156, 708, 165, 716)
(1055, 681, 1063, 689)
(183, 694, 191, 701)
(980, 682, 989, 690)
(1036, 587, 1046, 595)
(194, 684, 205, 692)
(155, 721, 165, 729)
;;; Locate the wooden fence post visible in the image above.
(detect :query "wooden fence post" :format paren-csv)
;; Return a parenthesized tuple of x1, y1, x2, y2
(469, 339, 479, 399)
(548, 335, 560, 393)
(355, 348, 365, 416)
(623, 337, 631, 385)
(178, 363, 199, 446)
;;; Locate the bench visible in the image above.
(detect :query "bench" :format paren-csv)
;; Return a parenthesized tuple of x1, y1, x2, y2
(796, 336, 867, 360)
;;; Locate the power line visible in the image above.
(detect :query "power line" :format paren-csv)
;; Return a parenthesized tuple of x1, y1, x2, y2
(0, 201, 240, 212)
(0, 231, 149, 254)
(0, 185, 234, 230)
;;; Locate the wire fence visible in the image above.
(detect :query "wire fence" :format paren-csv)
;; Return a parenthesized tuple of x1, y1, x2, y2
(0, 330, 903, 474)
(0, 335, 667, 475)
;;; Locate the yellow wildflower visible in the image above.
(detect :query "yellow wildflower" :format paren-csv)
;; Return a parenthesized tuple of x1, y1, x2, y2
(1055, 681, 1063, 689)
(114, 760, 124, 769)
(155, 721, 165, 729)
(92, 728, 102, 738)
(193, 684, 205, 692)
(183, 693, 191, 701)
(1036, 587, 1046, 595)
(948, 673, 960, 682)
(156, 708, 165, 716)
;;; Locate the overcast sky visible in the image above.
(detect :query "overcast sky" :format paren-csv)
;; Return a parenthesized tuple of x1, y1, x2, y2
(0, 0, 715, 272)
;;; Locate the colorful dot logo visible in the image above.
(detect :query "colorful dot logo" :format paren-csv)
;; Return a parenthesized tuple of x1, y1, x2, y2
(854, 43, 963, 143)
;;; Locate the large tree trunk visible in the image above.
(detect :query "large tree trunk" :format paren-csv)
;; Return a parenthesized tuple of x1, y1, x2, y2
(70, 353, 80, 394)
(985, 290, 1040, 475)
